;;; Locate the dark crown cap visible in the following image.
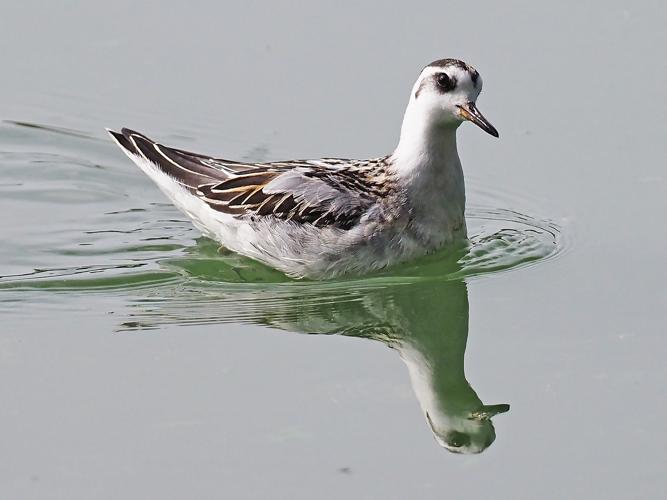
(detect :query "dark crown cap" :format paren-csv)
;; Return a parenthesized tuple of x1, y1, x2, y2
(426, 58, 479, 84)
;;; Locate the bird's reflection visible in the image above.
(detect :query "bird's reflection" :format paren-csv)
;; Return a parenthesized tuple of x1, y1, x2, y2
(123, 243, 509, 453)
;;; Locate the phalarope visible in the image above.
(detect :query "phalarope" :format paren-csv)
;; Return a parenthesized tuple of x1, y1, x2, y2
(108, 58, 498, 279)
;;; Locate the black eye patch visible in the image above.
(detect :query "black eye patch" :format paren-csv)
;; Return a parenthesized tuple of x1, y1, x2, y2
(446, 431, 471, 448)
(435, 72, 456, 92)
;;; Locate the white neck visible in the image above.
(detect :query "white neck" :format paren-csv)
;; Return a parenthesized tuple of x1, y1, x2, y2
(397, 336, 475, 430)
(391, 100, 462, 180)
(389, 99, 467, 243)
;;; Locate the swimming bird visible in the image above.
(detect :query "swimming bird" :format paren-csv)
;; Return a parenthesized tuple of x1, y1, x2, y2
(107, 58, 498, 279)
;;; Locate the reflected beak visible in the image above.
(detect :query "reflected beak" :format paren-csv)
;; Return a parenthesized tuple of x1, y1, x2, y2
(468, 403, 510, 421)
(457, 102, 499, 138)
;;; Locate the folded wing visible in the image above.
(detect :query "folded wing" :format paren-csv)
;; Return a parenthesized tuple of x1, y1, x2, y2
(108, 128, 382, 229)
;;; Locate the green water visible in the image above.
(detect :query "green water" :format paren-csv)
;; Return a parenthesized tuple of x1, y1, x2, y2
(1, 1, 666, 499)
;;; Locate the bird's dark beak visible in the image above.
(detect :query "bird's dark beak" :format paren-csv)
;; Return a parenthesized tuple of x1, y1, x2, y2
(457, 102, 499, 138)
(468, 403, 510, 421)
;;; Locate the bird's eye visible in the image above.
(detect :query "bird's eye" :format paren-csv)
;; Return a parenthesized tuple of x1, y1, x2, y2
(446, 431, 471, 448)
(435, 73, 455, 92)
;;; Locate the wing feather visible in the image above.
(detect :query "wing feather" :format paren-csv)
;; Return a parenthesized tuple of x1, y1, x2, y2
(108, 128, 390, 229)
(200, 166, 382, 229)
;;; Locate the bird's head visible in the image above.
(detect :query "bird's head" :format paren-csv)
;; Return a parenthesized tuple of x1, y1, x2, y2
(409, 58, 498, 138)
(426, 403, 510, 454)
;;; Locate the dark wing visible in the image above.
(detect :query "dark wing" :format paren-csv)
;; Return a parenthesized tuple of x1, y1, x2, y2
(108, 128, 387, 229)
(108, 128, 264, 188)
(197, 165, 387, 229)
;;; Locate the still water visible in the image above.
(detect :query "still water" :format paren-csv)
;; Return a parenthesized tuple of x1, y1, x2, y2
(1, 1, 665, 499)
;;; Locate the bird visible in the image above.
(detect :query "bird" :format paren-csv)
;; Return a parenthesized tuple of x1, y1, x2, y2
(107, 58, 498, 279)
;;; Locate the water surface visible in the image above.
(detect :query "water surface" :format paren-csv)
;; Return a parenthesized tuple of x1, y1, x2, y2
(1, 2, 665, 499)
